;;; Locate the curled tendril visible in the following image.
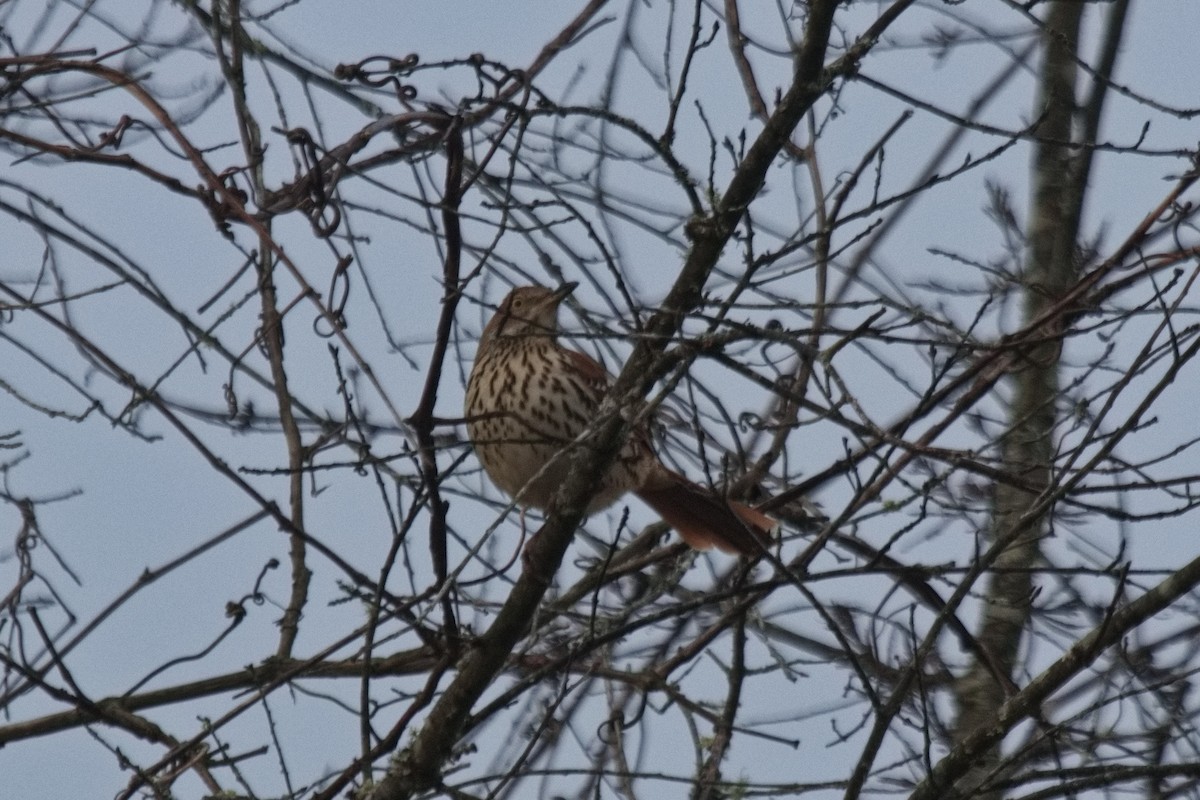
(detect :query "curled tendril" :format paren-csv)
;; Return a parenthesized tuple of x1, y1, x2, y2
(1160, 199, 1193, 223)
(284, 127, 344, 238)
(17, 521, 38, 553)
(314, 256, 352, 338)
(596, 692, 650, 745)
(738, 410, 767, 433)
(254, 558, 279, 600)
(335, 53, 420, 104)
(463, 52, 527, 95)
(311, 203, 341, 238)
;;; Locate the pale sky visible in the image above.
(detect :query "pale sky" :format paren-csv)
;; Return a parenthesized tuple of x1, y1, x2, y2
(3, 2, 1200, 798)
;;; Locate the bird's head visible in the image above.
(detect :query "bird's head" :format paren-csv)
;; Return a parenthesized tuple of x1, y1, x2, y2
(480, 282, 577, 346)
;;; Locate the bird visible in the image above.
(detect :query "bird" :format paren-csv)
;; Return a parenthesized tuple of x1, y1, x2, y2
(464, 282, 776, 556)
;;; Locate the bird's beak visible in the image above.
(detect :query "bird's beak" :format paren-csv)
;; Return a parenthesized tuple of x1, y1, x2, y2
(552, 281, 578, 304)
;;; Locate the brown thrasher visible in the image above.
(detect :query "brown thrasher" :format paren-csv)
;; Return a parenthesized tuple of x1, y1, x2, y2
(464, 283, 775, 556)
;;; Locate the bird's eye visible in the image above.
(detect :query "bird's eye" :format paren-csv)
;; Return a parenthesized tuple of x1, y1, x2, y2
(511, 298, 524, 310)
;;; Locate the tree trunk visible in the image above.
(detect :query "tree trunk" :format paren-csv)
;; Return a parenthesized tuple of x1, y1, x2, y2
(951, 3, 1090, 796)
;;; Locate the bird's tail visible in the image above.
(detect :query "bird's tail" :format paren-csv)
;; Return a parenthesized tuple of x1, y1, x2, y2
(635, 471, 776, 556)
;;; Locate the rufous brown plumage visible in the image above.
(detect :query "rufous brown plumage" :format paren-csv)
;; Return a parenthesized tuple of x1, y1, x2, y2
(464, 283, 775, 555)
